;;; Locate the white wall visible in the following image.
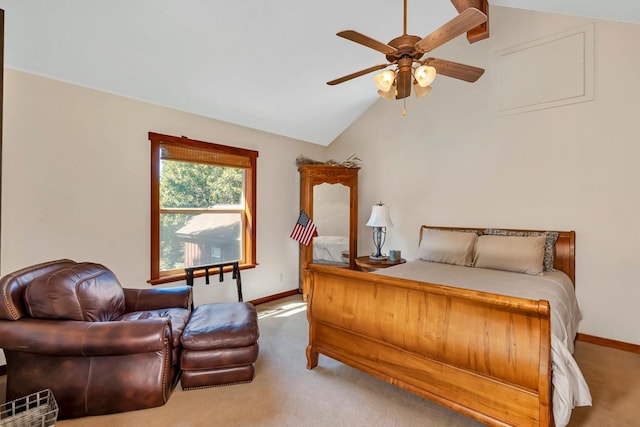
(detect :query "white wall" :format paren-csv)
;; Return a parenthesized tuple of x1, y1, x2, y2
(2, 6, 638, 367)
(0, 70, 328, 365)
(0, 69, 325, 303)
(328, 6, 640, 345)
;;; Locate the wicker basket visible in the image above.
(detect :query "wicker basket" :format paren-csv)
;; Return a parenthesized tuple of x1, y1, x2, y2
(0, 389, 58, 427)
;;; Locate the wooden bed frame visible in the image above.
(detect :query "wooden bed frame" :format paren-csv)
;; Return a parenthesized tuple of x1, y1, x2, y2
(305, 226, 575, 427)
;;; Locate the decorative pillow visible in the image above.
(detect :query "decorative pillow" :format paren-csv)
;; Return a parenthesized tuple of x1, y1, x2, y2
(422, 227, 483, 236)
(474, 235, 546, 275)
(418, 228, 478, 266)
(484, 229, 559, 272)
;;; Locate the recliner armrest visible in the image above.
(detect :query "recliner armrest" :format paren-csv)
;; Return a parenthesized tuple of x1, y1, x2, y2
(123, 285, 192, 312)
(0, 318, 172, 357)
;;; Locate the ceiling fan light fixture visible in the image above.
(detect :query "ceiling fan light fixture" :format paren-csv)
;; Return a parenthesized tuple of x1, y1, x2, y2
(414, 83, 432, 99)
(326, 4, 487, 107)
(374, 70, 395, 92)
(415, 65, 436, 87)
(377, 88, 395, 101)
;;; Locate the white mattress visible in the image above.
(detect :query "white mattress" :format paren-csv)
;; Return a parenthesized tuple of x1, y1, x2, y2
(375, 260, 592, 427)
(312, 236, 348, 264)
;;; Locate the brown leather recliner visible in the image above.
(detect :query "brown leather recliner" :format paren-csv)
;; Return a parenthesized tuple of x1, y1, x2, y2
(0, 259, 192, 419)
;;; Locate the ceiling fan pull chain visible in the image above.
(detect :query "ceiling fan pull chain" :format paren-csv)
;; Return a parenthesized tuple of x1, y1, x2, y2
(402, 99, 407, 116)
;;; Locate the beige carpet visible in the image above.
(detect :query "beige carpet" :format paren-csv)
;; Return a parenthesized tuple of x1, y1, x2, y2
(1, 295, 638, 426)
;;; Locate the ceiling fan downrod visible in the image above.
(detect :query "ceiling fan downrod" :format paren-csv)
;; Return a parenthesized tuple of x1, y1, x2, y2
(403, 0, 408, 35)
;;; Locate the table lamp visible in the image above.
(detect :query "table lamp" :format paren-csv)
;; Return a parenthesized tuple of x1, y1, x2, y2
(366, 202, 393, 260)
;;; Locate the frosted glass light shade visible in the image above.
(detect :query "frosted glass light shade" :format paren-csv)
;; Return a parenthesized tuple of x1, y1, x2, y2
(414, 83, 432, 99)
(366, 204, 393, 227)
(374, 70, 395, 92)
(415, 65, 436, 87)
(377, 88, 395, 100)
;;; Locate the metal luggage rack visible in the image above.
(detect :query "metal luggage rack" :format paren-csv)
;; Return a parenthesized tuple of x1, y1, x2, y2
(184, 261, 243, 309)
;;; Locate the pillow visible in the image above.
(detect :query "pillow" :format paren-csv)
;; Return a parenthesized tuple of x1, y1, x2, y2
(418, 228, 478, 266)
(484, 229, 559, 272)
(473, 235, 546, 275)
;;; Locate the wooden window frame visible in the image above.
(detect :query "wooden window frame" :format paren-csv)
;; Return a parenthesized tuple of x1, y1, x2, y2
(148, 132, 258, 284)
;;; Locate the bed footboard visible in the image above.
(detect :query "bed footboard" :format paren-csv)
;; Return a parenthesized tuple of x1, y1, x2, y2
(305, 264, 552, 427)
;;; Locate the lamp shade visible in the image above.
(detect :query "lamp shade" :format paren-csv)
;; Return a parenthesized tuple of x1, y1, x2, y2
(374, 70, 395, 92)
(414, 83, 432, 99)
(415, 65, 436, 87)
(377, 88, 395, 101)
(366, 204, 393, 228)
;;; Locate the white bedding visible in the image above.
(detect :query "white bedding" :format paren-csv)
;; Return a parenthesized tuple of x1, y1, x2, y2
(375, 260, 592, 427)
(312, 236, 348, 264)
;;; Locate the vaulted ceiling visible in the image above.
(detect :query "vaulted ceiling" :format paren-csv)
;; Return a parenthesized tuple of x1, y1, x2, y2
(1, 1, 639, 145)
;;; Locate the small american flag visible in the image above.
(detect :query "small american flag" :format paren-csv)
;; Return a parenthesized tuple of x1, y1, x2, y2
(290, 210, 317, 246)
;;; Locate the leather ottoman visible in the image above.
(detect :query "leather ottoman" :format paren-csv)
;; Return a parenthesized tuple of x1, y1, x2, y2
(180, 302, 259, 389)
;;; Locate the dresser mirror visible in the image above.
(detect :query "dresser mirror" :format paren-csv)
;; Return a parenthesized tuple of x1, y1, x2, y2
(298, 165, 359, 298)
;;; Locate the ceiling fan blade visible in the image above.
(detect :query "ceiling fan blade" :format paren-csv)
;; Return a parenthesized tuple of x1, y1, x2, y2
(415, 7, 487, 53)
(423, 57, 484, 82)
(327, 63, 390, 86)
(337, 30, 398, 55)
(449, 0, 472, 13)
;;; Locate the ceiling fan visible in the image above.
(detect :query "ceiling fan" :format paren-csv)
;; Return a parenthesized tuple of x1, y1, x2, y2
(327, 0, 488, 100)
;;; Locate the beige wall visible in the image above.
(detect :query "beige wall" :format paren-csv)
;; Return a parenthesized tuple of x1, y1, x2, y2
(0, 69, 325, 305)
(328, 6, 640, 345)
(2, 5, 638, 367)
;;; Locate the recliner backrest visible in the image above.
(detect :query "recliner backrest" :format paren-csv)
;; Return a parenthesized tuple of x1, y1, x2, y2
(24, 262, 126, 322)
(0, 259, 77, 320)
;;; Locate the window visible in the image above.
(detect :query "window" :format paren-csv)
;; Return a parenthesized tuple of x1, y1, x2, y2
(148, 132, 258, 284)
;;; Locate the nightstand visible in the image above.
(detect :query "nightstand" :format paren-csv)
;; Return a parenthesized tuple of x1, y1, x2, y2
(355, 255, 406, 272)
